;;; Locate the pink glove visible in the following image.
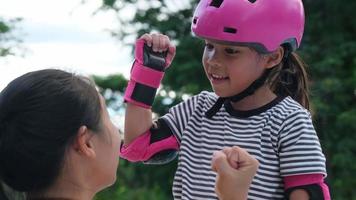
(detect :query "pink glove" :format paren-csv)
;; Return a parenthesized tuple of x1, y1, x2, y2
(124, 38, 175, 109)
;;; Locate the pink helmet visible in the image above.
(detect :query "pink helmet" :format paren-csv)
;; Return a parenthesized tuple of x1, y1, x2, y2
(191, 0, 305, 53)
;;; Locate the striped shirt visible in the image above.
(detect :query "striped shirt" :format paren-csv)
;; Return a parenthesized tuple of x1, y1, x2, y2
(161, 91, 327, 200)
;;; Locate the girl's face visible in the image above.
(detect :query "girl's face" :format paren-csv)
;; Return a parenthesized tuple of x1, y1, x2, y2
(91, 95, 121, 189)
(202, 40, 268, 97)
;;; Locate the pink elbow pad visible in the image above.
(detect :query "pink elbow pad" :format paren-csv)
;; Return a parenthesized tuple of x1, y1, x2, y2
(284, 174, 330, 200)
(120, 130, 179, 162)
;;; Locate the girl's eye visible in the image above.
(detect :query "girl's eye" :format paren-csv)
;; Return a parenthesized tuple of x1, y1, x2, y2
(225, 48, 239, 54)
(205, 43, 214, 50)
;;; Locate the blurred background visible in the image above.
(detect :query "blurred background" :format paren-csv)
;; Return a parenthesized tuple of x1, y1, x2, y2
(0, 0, 355, 199)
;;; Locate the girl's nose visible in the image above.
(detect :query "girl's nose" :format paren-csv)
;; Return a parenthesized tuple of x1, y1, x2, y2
(206, 49, 221, 66)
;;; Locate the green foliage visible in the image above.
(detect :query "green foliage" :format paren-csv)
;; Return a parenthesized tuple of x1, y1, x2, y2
(96, 0, 356, 199)
(93, 74, 128, 93)
(95, 159, 177, 200)
(301, 1, 356, 199)
(152, 94, 182, 116)
(0, 17, 23, 57)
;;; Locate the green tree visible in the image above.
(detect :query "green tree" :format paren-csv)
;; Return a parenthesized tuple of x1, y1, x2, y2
(95, 0, 356, 199)
(0, 17, 22, 57)
(301, 0, 356, 198)
(93, 74, 127, 93)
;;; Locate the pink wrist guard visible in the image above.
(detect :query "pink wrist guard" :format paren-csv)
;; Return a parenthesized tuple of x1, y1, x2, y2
(124, 39, 172, 109)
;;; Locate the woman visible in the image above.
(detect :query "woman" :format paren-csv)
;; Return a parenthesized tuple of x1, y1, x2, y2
(0, 69, 121, 199)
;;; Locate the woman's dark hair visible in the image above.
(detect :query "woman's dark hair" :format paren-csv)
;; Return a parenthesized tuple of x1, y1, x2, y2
(267, 47, 310, 110)
(0, 69, 102, 193)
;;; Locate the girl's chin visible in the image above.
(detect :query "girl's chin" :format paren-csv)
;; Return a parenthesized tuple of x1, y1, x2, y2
(211, 86, 242, 98)
(211, 87, 231, 98)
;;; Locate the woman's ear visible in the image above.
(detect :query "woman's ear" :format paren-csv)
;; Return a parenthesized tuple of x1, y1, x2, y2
(73, 126, 96, 158)
(263, 46, 284, 69)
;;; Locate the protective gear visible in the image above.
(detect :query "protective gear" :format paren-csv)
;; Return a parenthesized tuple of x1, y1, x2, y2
(285, 184, 330, 200)
(191, 0, 305, 53)
(284, 174, 331, 200)
(120, 119, 179, 164)
(124, 39, 173, 108)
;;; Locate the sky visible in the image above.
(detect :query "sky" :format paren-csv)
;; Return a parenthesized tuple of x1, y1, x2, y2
(0, 0, 137, 130)
(0, 0, 133, 91)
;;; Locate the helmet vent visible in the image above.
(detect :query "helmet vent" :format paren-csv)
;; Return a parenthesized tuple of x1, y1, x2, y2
(223, 27, 237, 34)
(248, 0, 257, 3)
(193, 17, 198, 24)
(210, 0, 224, 8)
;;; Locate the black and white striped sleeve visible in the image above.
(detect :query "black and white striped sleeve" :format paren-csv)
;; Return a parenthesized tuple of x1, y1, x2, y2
(278, 109, 327, 177)
(160, 93, 200, 142)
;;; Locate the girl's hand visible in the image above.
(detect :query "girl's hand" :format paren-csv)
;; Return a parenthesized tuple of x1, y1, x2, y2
(140, 33, 176, 67)
(211, 146, 259, 200)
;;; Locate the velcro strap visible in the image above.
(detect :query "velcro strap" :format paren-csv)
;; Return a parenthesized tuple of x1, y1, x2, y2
(124, 80, 156, 108)
(131, 61, 164, 88)
(150, 118, 175, 143)
(131, 82, 157, 106)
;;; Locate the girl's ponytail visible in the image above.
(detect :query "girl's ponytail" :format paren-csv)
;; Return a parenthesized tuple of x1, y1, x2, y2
(267, 51, 310, 110)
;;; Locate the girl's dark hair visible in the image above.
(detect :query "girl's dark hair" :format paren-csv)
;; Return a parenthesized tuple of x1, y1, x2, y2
(0, 69, 102, 193)
(267, 49, 310, 110)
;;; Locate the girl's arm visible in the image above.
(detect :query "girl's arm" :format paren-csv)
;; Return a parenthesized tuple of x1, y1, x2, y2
(121, 33, 179, 163)
(124, 103, 153, 144)
(289, 190, 309, 200)
(123, 33, 176, 145)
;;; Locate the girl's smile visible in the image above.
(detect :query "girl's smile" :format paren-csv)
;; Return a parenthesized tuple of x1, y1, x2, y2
(209, 73, 229, 85)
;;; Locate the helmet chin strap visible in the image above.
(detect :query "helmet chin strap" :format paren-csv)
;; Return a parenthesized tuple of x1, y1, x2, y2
(205, 69, 271, 118)
(205, 47, 291, 119)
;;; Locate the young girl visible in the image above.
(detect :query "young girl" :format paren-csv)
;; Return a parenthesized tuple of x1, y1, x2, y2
(121, 0, 330, 199)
